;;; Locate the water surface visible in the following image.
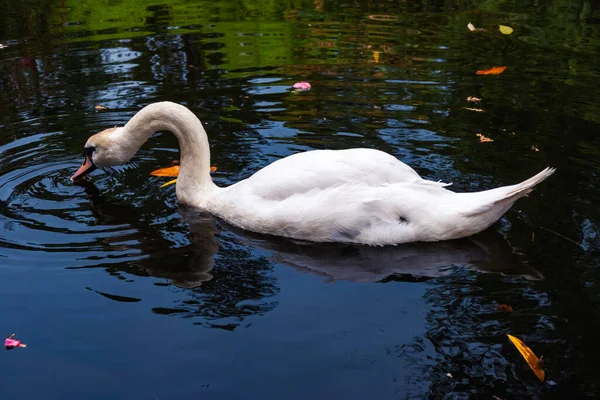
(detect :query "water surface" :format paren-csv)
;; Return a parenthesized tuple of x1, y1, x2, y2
(1, 0, 599, 398)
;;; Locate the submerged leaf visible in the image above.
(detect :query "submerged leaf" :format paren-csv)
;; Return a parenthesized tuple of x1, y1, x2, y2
(476, 66, 507, 75)
(499, 25, 514, 35)
(497, 304, 513, 312)
(507, 334, 545, 382)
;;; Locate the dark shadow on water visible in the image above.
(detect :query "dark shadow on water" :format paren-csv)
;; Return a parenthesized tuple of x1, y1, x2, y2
(216, 213, 544, 283)
(74, 178, 543, 290)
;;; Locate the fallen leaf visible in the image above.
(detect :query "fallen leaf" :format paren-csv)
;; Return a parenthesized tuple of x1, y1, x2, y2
(532, 231, 535, 242)
(94, 105, 108, 110)
(373, 51, 380, 63)
(151, 165, 217, 179)
(499, 25, 514, 35)
(467, 96, 482, 102)
(531, 145, 539, 152)
(476, 66, 507, 75)
(0, 43, 6, 49)
(467, 22, 485, 31)
(497, 304, 513, 312)
(160, 179, 178, 188)
(464, 107, 485, 113)
(507, 334, 545, 382)
(476, 133, 493, 143)
(151, 165, 180, 177)
(446, 373, 453, 379)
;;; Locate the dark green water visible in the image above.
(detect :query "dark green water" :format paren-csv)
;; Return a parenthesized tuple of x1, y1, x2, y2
(1, 0, 599, 398)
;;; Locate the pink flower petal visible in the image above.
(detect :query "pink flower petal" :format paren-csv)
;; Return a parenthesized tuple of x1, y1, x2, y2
(292, 81, 311, 91)
(5, 338, 21, 348)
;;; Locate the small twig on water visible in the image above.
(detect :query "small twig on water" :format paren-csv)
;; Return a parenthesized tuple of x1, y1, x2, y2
(540, 226, 585, 249)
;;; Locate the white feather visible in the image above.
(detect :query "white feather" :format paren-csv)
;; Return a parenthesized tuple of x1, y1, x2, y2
(82, 102, 556, 245)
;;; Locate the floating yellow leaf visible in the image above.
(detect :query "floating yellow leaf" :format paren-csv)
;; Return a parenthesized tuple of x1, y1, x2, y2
(160, 179, 178, 188)
(467, 96, 482, 103)
(476, 66, 507, 75)
(94, 105, 108, 110)
(373, 51, 380, 63)
(464, 107, 485, 113)
(499, 25, 514, 35)
(476, 133, 493, 143)
(507, 334, 545, 382)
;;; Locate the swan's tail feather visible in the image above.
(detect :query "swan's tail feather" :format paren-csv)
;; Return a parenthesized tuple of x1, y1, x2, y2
(463, 167, 555, 218)
(502, 167, 556, 200)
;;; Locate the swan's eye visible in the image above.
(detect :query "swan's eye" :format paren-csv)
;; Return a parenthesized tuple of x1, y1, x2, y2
(84, 146, 95, 157)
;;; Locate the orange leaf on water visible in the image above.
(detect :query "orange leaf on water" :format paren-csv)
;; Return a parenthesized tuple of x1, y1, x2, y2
(507, 334, 545, 382)
(497, 304, 513, 312)
(151, 165, 180, 177)
(94, 105, 108, 110)
(476, 66, 507, 75)
(151, 165, 217, 177)
(476, 133, 493, 143)
(467, 96, 482, 102)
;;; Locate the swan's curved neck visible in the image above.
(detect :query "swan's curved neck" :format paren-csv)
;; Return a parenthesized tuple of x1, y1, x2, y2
(124, 102, 217, 205)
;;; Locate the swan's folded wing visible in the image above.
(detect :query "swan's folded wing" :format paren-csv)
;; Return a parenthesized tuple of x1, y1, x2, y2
(242, 148, 425, 201)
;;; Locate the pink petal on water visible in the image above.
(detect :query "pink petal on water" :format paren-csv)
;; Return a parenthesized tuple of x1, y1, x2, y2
(5, 338, 21, 347)
(292, 81, 311, 91)
(5, 335, 26, 349)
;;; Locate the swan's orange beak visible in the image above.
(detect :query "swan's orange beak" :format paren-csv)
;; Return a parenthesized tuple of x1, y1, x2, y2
(70, 154, 97, 181)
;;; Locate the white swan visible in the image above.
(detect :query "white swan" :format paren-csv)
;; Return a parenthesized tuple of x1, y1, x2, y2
(71, 102, 555, 246)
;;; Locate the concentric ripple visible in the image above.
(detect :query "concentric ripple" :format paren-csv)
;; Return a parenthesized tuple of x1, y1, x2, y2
(0, 130, 151, 268)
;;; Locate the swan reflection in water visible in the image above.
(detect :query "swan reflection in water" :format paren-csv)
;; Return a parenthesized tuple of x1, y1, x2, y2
(74, 179, 543, 289)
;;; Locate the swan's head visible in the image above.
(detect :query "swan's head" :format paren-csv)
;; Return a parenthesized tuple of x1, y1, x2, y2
(71, 126, 137, 181)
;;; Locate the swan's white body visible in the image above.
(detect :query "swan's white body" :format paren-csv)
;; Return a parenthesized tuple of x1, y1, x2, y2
(76, 102, 555, 246)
